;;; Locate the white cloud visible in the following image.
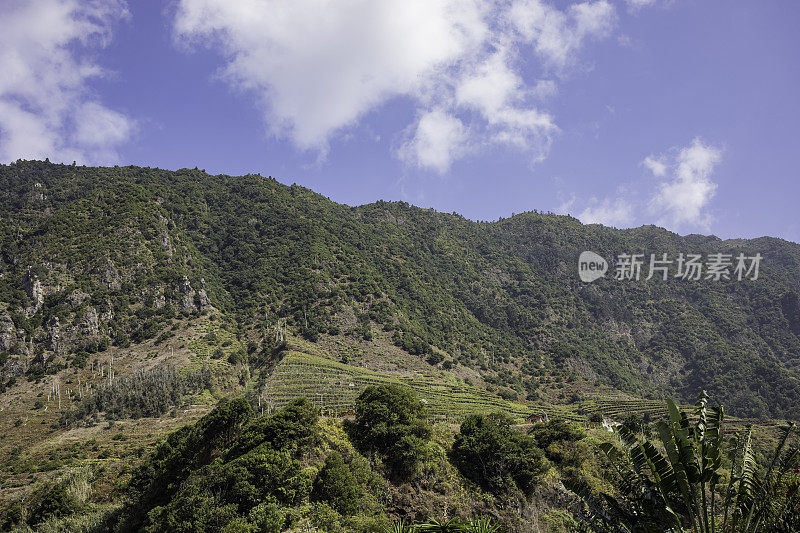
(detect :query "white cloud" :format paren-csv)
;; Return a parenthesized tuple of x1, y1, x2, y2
(456, 50, 522, 117)
(643, 155, 667, 177)
(625, 0, 659, 11)
(565, 138, 722, 232)
(508, 0, 615, 69)
(648, 138, 722, 230)
(174, 0, 486, 151)
(453, 47, 557, 162)
(400, 109, 467, 173)
(0, 0, 134, 164)
(578, 196, 634, 227)
(173, 0, 616, 172)
(531, 79, 559, 100)
(556, 191, 576, 213)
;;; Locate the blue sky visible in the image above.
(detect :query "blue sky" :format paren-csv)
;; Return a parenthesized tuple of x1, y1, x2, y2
(1, 0, 798, 243)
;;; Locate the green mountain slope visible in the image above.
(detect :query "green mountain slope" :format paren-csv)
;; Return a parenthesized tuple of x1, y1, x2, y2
(1, 160, 799, 419)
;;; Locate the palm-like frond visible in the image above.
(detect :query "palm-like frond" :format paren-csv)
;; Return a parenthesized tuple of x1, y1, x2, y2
(415, 518, 471, 533)
(384, 518, 416, 533)
(570, 391, 800, 533)
(468, 516, 503, 533)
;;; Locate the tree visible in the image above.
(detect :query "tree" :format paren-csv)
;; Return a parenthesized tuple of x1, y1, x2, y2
(347, 384, 431, 478)
(529, 418, 585, 451)
(226, 397, 318, 459)
(312, 451, 362, 515)
(450, 412, 549, 497)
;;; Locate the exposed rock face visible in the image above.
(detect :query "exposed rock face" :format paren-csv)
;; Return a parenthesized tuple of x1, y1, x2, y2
(0, 312, 16, 351)
(82, 307, 100, 336)
(149, 285, 166, 310)
(66, 289, 89, 308)
(100, 261, 122, 291)
(47, 316, 62, 353)
(153, 291, 166, 310)
(30, 182, 46, 202)
(179, 276, 197, 313)
(23, 269, 44, 316)
(160, 228, 174, 256)
(197, 278, 212, 311)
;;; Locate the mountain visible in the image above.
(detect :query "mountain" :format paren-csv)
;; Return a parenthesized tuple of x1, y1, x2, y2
(1, 159, 800, 421)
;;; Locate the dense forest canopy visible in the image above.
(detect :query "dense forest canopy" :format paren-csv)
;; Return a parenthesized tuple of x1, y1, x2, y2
(1, 160, 799, 419)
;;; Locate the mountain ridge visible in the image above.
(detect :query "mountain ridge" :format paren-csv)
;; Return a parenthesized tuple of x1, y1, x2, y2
(1, 159, 799, 420)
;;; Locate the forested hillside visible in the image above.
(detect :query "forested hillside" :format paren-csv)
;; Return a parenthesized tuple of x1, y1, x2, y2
(1, 160, 800, 419)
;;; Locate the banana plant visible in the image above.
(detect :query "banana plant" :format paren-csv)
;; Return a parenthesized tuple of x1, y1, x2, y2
(415, 518, 471, 532)
(467, 517, 504, 533)
(577, 391, 799, 533)
(387, 517, 504, 533)
(383, 518, 415, 533)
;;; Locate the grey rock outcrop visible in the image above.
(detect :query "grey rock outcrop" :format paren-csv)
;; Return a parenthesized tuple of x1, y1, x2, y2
(66, 289, 89, 307)
(160, 228, 174, 257)
(47, 316, 62, 353)
(197, 278, 212, 311)
(100, 261, 122, 291)
(150, 285, 166, 309)
(23, 269, 44, 316)
(179, 276, 197, 313)
(0, 311, 17, 352)
(82, 307, 100, 336)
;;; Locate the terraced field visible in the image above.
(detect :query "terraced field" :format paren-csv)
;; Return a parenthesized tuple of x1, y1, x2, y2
(252, 329, 723, 426)
(262, 350, 535, 420)
(573, 398, 670, 420)
(259, 347, 677, 424)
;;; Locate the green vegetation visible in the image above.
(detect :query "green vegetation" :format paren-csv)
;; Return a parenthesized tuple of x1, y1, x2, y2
(2, 388, 798, 532)
(1, 161, 800, 420)
(60, 365, 213, 424)
(572, 392, 800, 532)
(450, 412, 549, 497)
(311, 451, 362, 516)
(263, 349, 534, 420)
(347, 384, 432, 478)
(1, 469, 92, 530)
(2, 161, 800, 531)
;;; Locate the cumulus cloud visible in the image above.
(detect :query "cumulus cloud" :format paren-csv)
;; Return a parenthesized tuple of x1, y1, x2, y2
(565, 138, 721, 232)
(578, 195, 634, 227)
(648, 138, 722, 230)
(173, 0, 616, 172)
(642, 155, 667, 177)
(508, 0, 615, 69)
(400, 109, 467, 174)
(173, 0, 485, 152)
(0, 0, 134, 164)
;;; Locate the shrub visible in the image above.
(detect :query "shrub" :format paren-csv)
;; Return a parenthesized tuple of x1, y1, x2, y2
(28, 480, 85, 526)
(226, 398, 319, 459)
(528, 419, 585, 451)
(312, 452, 362, 515)
(450, 412, 549, 497)
(498, 388, 517, 401)
(347, 384, 431, 479)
